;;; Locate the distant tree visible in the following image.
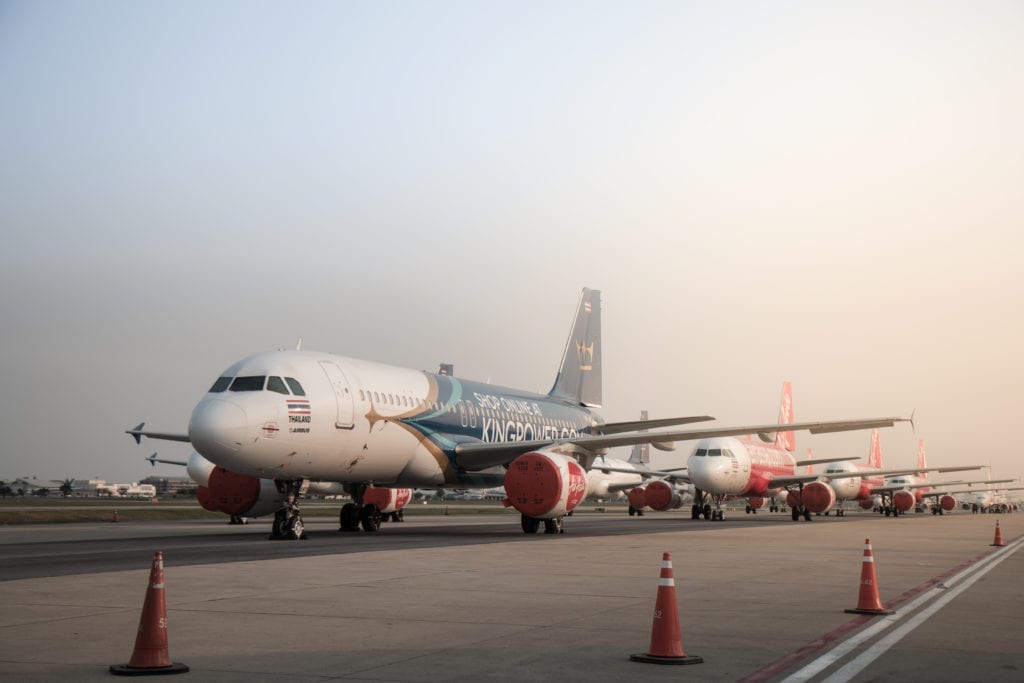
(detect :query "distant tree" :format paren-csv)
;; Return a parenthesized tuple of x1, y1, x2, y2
(16, 487, 26, 497)
(59, 479, 74, 497)
(0, 482, 10, 498)
(33, 487, 50, 497)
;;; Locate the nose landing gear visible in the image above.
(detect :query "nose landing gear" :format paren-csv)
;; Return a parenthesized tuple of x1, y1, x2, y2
(270, 479, 307, 540)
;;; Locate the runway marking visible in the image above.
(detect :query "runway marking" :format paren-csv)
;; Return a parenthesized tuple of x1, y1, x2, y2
(780, 533, 1023, 683)
(739, 532, 1022, 683)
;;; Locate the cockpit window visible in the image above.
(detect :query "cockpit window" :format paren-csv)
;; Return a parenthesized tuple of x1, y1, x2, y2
(695, 449, 707, 457)
(285, 377, 305, 396)
(266, 376, 289, 395)
(709, 448, 722, 457)
(230, 376, 266, 392)
(209, 377, 232, 393)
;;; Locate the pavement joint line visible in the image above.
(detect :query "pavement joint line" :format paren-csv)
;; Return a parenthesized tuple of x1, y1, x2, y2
(778, 533, 1024, 683)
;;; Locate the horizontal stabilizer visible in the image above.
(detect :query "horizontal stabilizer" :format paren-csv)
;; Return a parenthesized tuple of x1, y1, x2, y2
(126, 422, 191, 444)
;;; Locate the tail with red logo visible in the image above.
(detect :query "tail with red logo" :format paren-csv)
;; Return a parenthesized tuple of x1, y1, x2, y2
(917, 440, 927, 480)
(774, 381, 795, 452)
(868, 429, 883, 469)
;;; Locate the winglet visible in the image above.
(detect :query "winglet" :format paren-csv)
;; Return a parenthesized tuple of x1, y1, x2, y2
(128, 422, 145, 445)
(909, 408, 916, 433)
(146, 453, 158, 467)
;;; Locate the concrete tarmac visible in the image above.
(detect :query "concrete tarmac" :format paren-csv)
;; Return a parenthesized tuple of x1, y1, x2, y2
(0, 509, 1021, 682)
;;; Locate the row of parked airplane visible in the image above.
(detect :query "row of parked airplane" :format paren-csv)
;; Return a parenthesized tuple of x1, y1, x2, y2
(128, 288, 1013, 538)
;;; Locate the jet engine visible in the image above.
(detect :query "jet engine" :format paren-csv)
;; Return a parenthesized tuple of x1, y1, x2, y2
(746, 497, 765, 510)
(859, 499, 875, 510)
(196, 466, 284, 518)
(800, 482, 836, 514)
(939, 495, 957, 511)
(627, 487, 647, 511)
(893, 490, 916, 512)
(503, 451, 587, 518)
(786, 490, 802, 508)
(644, 480, 682, 511)
(363, 486, 412, 514)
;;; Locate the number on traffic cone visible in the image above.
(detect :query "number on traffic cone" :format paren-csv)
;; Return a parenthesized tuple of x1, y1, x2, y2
(110, 551, 189, 676)
(845, 538, 894, 615)
(630, 552, 703, 665)
(991, 521, 1005, 547)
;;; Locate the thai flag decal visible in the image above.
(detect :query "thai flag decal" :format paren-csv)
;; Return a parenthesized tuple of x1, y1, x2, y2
(287, 399, 311, 415)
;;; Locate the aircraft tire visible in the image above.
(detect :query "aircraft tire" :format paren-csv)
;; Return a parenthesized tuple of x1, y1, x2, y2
(521, 515, 541, 534)
(791, 507, 800, 522)
(285, 514, 306, 540)
(360, 504, 382, 533)
(339, 503, 361, 532)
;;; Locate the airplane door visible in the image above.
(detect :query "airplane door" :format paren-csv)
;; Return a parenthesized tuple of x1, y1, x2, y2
(318, 361, 355, 429)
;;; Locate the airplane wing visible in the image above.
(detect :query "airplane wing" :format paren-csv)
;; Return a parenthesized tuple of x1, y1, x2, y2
(127, 423, 191, 444)
(920, 485, 1024, 499)
(452, 416, 908, 471)
(792, 456, 860, 467)
(593, 415, 714, 435)
(593, 465, 692, 484)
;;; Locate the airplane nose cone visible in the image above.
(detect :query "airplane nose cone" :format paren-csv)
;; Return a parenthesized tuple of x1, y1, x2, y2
(189, 399, 249, 457)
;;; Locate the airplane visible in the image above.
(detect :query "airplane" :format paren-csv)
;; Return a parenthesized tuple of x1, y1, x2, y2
(920, 483, 1022, 514)
(127, 287, 908, 539)
(586, 412, 693, 516)
(811, 431, 983, 516)
(684, 383, 916, 522)
(872, 441, 987, 516)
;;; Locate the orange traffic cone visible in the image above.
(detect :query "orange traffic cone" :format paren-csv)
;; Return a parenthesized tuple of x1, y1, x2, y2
(112, 510, 119, 523)
(845, 538, 894, 615)
(111, 551, 189, 676)
(991, 521, 1005, 547)
(630, 552, 703, 665)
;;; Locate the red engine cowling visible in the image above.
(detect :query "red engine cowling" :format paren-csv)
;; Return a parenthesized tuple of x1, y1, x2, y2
(859, 499, 875, 510)
(645, 481, 681, 511)
(893, 490, 916, 512)
(504, 451, 587, 518)
(197, 466, 284, 517)
(627, 487, 647, 510)
(363, 487, 412, 513)
(801, 482, 836, 514)
(786, 491, 802, 508)
(747, 497, 765, 510)
(940, 495, 957, 511)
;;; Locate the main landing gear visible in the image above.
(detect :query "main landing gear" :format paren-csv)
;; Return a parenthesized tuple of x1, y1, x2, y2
(338, 483, 384, 533)
(270, 479, 307, 540)
(521, 514, 565, 534)
(790, 506, 812, 522)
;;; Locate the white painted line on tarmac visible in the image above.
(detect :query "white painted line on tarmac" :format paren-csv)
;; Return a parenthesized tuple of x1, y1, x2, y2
(781, 534, 1024, 683)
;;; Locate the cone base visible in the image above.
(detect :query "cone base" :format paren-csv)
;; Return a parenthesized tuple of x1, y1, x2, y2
(990, 543, 1004, 547)
(110, 662, 190, 676)
(630, 653, 704, 665)
(845, 608, 894, 616)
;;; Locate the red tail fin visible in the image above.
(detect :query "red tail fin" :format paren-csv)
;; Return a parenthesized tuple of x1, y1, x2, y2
(918, 440, 927, 480)
(868, 429, 882, 469)
(775, 381, 795, 452)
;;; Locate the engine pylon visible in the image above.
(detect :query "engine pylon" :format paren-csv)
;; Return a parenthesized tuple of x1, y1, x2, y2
(991, 521, 1005, 547)
(844, 538, 894, 616)
(110, 551, 189, 676)
(630, 552, 703, 665)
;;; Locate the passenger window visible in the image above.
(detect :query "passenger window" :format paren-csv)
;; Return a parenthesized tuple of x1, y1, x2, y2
(209, 377, 232, 393)
(284, 378, 305, 396)
(266, 376, 289, 395)
(230, 376, 266, 392)
(373, 392, 380, 402)
(359, 390, 365, 401)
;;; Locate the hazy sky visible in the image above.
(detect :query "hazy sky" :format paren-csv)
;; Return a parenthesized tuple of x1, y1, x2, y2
(2, 2, 1022, 486)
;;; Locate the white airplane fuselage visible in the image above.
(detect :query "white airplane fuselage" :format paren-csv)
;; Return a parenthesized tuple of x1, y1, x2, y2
(686, 436, 793, 498)
(188, 350, 599, 489)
